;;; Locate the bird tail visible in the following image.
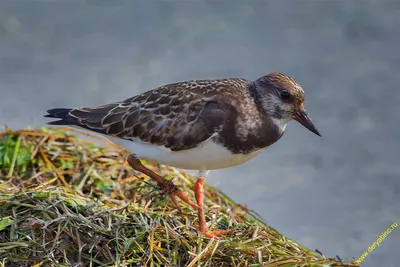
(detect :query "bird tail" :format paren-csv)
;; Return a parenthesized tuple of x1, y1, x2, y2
(44, 108, 74, 125)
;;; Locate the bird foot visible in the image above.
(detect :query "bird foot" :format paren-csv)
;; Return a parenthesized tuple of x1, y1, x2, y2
(199, 227, 233, 239)
(126, 155, 198, 212)
(161, 179, 199, 211)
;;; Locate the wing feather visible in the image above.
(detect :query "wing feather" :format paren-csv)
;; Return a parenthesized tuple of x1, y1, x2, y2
(45, 79, 247, 151)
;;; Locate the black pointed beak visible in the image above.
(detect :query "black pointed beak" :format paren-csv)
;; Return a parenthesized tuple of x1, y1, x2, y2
(293, 108, 321, 136)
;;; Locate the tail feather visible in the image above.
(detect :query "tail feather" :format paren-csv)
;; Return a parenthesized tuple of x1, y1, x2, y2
(45, 108, 74, 125)
(44, 107, 110, 135)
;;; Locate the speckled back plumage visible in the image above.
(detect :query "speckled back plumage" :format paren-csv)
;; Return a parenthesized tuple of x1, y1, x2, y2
(46, 78, 252, 151)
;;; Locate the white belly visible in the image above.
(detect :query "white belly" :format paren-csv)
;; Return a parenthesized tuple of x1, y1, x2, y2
(106, 134, 265, 170)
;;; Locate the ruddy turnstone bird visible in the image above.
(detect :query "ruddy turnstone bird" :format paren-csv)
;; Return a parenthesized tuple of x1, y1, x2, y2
(45, 72, 320, 238)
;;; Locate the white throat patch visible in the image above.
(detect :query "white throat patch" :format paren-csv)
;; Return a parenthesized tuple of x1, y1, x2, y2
(271, 117, 290, 134)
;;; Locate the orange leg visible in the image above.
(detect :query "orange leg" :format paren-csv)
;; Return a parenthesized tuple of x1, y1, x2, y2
(126, 154, 198, 211)
(194, 177, 232, 238)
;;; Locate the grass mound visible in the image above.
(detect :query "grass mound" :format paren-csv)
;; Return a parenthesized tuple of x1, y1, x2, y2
(0, 128, 358, 266)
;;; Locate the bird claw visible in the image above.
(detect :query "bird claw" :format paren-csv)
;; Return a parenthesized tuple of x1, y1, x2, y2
(199, 228, 233, 239)
(159, 180, 198, 211)
(169, 189, 199, 211)
(168, 194, 183, 213)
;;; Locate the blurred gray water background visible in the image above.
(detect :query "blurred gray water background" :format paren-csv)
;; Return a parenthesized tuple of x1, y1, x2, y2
(1, 1, 399, 266)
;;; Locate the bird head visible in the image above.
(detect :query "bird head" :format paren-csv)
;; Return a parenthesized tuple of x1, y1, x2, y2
(252, 72, 321, 136)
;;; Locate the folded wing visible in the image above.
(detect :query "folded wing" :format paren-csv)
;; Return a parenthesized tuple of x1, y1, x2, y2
(45, 81, 231, 151)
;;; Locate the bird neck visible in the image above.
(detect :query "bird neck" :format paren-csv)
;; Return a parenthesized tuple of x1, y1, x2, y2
(271, 117, 290, 135)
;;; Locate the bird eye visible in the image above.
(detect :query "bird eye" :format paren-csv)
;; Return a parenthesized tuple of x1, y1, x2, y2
(280, 91, 291, 101)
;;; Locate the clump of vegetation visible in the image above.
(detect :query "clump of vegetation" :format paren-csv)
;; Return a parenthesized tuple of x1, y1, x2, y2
(0, 128, 357, 266)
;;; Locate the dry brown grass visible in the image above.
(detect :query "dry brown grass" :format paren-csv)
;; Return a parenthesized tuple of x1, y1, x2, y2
(0, 128, 358, 267)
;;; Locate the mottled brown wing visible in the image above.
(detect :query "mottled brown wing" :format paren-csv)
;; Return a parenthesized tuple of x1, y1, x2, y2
(46, 80, 233, 151)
